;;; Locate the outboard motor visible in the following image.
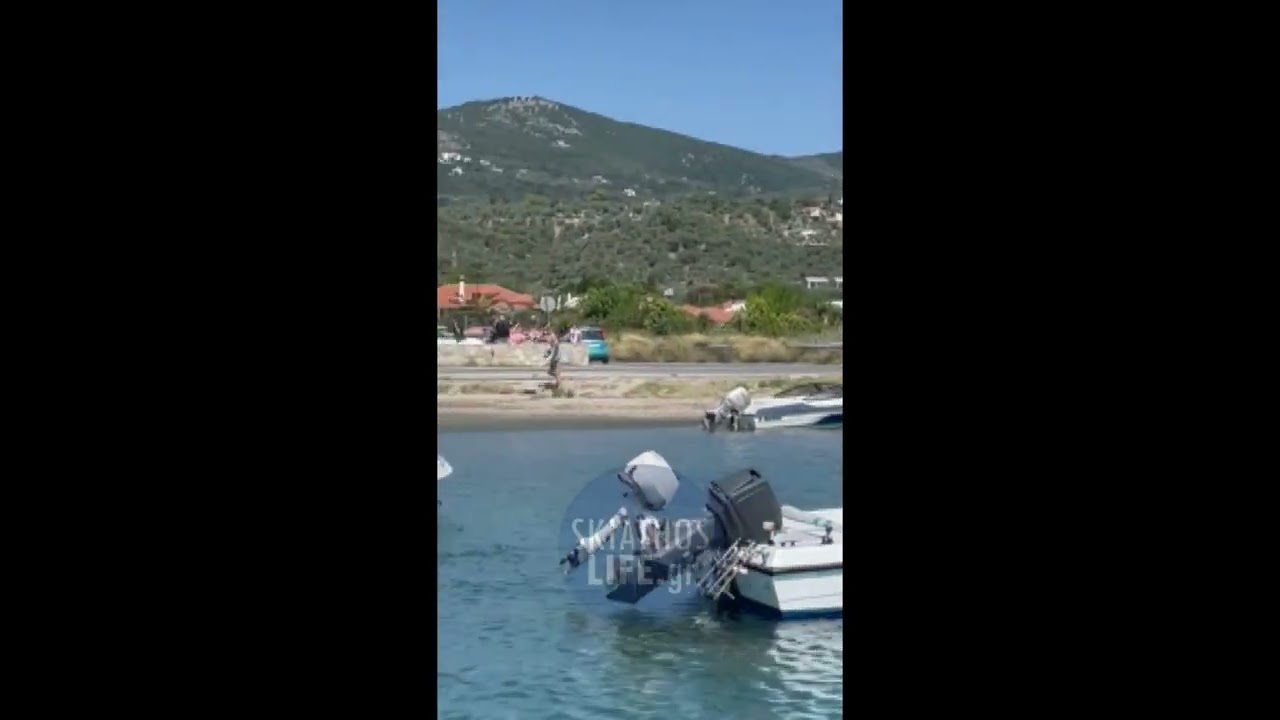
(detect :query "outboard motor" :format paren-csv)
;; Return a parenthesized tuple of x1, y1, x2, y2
(558, 451, 681, 583)
(560, 451, 789, 606)
(705, 469, 783, 546)
(702, 386, 752, 432)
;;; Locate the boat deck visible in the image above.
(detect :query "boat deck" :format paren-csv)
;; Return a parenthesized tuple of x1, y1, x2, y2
(773, 507, 843, 547)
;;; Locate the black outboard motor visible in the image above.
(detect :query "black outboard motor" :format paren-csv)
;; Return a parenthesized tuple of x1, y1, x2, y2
(705, 469, 783, 546)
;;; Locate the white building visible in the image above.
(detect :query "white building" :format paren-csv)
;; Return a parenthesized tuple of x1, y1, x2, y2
(804, 276, 843, 290)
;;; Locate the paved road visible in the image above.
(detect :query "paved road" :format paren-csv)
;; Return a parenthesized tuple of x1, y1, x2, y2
(438, 362, 841, 381)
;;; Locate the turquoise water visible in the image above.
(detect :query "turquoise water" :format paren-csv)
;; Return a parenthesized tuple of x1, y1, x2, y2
(438, 425, 844, 719)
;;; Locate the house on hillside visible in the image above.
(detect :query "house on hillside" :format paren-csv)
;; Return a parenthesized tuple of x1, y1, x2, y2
(536, 293, 582, 311)
(437, 281, 536, 315)
(681, 299, 745, 326)
(803, 276, 843, 290)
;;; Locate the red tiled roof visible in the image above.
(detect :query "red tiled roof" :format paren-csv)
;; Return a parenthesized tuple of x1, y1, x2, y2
(437, 284, 536, 310)
(681, 304, 736, 325)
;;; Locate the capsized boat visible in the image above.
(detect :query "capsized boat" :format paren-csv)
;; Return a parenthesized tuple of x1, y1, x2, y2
(559, 451, 842, 619)
(702, 383, 842, 431)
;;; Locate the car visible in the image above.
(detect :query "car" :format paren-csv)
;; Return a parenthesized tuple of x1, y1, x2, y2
(579, 326, 610, 363)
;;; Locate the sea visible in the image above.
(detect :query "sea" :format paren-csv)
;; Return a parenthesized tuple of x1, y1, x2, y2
(438, 424, 844, 719)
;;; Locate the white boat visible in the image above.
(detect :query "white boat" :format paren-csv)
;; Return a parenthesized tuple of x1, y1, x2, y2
(703, 383, 843, 431)
(437, 454, 452, 506)
(559, 451, 842, 619)
(728, 505, 842, 618)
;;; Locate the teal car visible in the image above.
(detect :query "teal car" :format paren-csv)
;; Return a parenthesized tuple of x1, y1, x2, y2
(580, 326, 610, 363)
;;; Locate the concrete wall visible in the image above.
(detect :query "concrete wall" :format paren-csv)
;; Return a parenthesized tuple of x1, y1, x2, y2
(437, 342, 588, 367)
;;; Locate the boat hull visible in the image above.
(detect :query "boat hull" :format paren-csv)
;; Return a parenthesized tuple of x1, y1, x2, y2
(748, 410, 842, 429)
(733, 565, 843, 618)
(742, 397, 843, 430)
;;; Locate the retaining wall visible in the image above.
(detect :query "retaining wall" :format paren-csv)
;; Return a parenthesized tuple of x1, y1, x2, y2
(437, 342, 588, 367)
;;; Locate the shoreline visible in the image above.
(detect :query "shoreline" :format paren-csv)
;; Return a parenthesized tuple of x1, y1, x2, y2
(438, 396, 708, 430)
(437, 374, 841, 431)
(438, 414, 699, 431)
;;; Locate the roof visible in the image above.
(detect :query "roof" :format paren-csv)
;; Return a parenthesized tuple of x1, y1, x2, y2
(437, 284, 536, 310)
(681, 304, 737, 325)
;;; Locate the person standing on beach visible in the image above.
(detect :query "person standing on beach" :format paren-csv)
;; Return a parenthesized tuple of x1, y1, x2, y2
(492, 314, 511, 344)
(546, 329, 561, 388)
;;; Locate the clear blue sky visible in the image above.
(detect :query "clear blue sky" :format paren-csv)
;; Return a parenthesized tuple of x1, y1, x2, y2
(438, 0, 842, 157)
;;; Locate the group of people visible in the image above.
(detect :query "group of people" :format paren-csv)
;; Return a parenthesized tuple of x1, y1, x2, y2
(483, 315, 560, 345)
(485, 316, 590, 348)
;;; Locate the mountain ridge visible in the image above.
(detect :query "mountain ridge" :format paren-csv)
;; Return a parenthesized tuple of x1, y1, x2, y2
(437, 96, 841, 202)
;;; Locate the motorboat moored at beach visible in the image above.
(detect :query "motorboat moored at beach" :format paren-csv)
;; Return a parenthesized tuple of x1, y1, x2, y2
(559, 451, 842, 619)
(702, 383, 843, 432)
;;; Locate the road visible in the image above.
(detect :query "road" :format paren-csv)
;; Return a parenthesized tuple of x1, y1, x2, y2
(437, 362, 841, 381)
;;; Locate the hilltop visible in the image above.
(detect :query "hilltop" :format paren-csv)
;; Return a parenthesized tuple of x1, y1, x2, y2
(437, 96, 842, 202)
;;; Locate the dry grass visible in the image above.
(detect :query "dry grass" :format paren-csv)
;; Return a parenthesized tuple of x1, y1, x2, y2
(609, 333, 842, 363)
(438, 382, 521, 396)
(620, 375, 841, 399)
(439, 381, 577, 398)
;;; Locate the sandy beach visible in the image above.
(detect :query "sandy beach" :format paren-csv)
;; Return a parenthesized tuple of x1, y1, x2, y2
(438, 396, 708, 429)
(436, 373, 840, 430)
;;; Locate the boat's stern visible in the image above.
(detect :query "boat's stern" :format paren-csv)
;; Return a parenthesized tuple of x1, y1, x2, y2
(703, 386, 753, 432)
(731, 508, 843, 618)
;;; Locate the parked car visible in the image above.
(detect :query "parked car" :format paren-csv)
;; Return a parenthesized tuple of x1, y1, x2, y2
(579, 326, 610, 364)
(437, 326, 456, 345)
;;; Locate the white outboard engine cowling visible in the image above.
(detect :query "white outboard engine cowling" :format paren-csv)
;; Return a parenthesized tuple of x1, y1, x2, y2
(702, 386, 752, 432)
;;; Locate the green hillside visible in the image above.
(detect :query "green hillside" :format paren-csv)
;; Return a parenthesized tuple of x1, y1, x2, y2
(437, 97, 842, 202)
(437, 193, 843, 294)
(436, 97, 843, 293)
(787, 152, 843, 178)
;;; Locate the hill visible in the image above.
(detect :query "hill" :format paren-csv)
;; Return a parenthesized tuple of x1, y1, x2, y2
(437, 192, 843, 294)
(787, 152, 843, 178)
(437, 96, 842, 202)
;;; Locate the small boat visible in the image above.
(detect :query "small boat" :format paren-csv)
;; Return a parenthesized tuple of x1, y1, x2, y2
(438, 454, 452, 506)
(559, 451, 842, 619)
(702, 383, 843, 431)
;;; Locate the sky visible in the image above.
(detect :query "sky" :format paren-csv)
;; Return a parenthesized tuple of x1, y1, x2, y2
(437, 0, 842, 157)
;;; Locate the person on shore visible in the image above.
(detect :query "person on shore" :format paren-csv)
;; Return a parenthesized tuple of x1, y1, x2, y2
(545, 330, 561, 388)
(492, 314, 511, 344)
